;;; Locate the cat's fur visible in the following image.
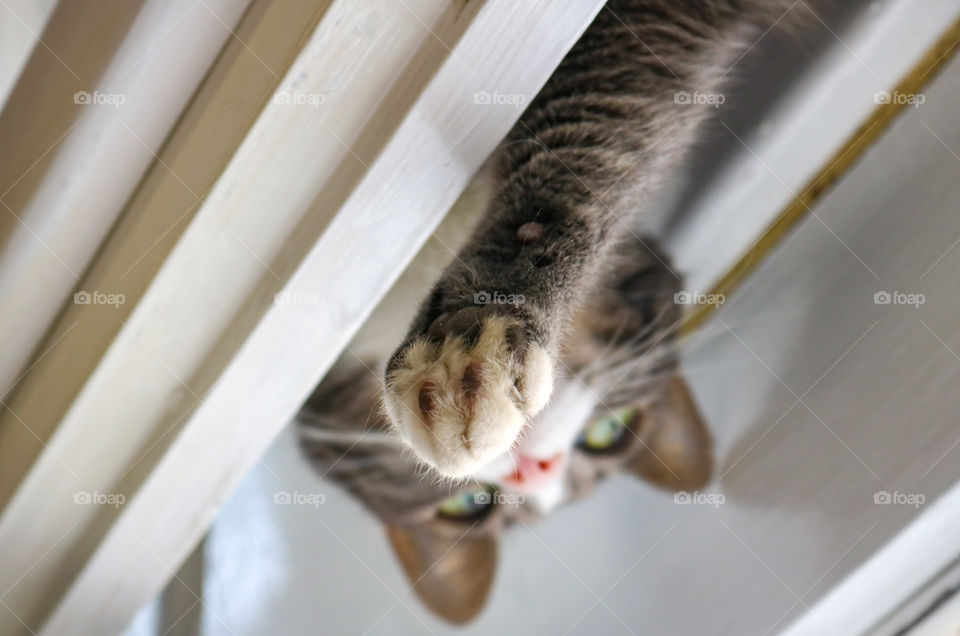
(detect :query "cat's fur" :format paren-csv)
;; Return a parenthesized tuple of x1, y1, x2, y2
(299, 0, 810, 622)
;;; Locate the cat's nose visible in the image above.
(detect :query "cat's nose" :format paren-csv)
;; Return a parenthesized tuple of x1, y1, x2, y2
(503, 451, 565, 492)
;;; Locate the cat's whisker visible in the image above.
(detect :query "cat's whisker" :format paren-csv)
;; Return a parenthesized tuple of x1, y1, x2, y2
(310, 454, 415, 469)
(297, 426, 403, 445)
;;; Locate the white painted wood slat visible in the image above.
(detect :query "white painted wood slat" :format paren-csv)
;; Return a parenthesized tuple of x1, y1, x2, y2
(0, 0, 252, 421)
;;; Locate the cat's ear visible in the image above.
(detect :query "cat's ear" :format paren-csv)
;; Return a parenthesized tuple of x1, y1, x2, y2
(386, 522, 497, 624)
(628, 375, 713, 491)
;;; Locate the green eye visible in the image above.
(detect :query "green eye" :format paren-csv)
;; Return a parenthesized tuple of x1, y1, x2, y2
(577, 408, 636, 452)
(437, 486, 495, 520)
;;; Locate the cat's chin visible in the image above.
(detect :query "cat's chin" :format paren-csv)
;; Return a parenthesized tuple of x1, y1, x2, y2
(383, 315, 554, 478)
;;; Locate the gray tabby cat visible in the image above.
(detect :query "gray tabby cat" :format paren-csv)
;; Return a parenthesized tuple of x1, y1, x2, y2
(299, 0, 806, 622)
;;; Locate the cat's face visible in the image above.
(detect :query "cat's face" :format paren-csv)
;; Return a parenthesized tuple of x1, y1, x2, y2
(447, 371, 710, 518)
(377, 373, 710, 623)
(298, 238, 712, 623)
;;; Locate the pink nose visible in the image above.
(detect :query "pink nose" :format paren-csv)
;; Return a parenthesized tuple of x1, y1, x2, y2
(503, 452, 565, 492)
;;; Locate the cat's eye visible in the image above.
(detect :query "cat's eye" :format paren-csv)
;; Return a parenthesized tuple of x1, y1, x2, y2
(436, 485, 495, 520)
(576, 408, 637, 453)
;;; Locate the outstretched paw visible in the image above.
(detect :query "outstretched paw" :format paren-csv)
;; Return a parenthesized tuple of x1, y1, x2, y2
(384, 306, 554, 477)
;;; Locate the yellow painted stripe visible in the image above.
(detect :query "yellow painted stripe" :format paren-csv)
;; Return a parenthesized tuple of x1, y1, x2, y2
(682, 16, 960, 334)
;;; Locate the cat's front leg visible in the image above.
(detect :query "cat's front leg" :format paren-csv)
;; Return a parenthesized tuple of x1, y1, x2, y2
(384, 191, 615, 477)
(382, 0, 780, 477)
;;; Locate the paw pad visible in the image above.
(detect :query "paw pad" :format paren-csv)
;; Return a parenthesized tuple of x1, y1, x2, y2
(384, 311, 554, 477)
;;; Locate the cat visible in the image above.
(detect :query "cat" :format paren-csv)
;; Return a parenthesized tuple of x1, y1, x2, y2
(298, 0, 808, 623)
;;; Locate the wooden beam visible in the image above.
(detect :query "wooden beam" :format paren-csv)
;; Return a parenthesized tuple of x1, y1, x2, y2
(0, 0, 252, 409)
